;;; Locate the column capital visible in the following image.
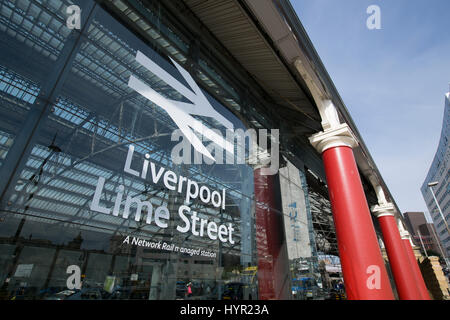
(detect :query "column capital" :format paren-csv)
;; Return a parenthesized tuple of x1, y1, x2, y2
(371, 202, 396, 218)
(400, 229, 412, 241)
(396, 218, 412, 240)
(309, 123, 359, 154)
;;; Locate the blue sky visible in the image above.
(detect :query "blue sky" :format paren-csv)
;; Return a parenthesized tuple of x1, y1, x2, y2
(292, 0, 450, 220)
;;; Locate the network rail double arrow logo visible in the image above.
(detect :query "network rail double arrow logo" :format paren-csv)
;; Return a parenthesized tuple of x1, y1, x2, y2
(127, 51, 233, 161)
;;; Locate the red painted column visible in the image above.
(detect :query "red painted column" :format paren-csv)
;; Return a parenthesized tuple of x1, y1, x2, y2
(374, 211, 422, 299)
(402, 238, 431, 300)
(310, 124, 395, 299)
(321, 145, 394, 299)
(253, 168, 290, 300)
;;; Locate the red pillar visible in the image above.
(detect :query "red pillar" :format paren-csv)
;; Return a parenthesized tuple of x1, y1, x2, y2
(402, 238, 431, 300)
(321, 145, 394, 300)
(253, 168, 290, 300)
(375, 213, 422, 299)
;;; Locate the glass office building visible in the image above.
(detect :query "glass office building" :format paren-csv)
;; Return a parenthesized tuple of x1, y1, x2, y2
(421, 91, 450, 258)
(0, 0, 346, 300)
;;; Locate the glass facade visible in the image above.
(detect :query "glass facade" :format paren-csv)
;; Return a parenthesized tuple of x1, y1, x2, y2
(421, 92, 450, 257)
(0, 0, 338, 300)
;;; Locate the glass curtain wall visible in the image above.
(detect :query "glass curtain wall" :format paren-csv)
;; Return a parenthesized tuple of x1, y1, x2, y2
(0, 0, 321, 300)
